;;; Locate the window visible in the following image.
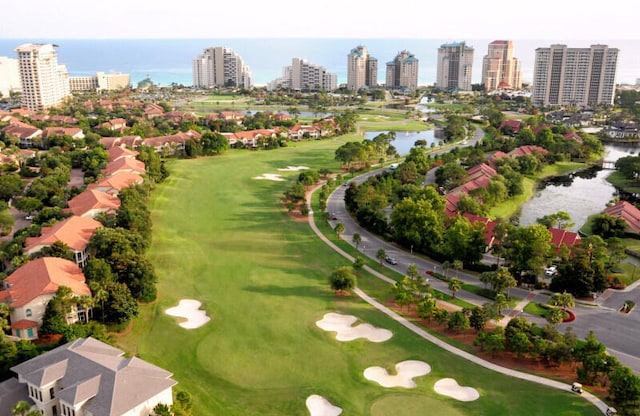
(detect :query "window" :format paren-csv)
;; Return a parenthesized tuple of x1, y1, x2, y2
(52, 405, 57, 416)
(26, 309, 32, 317)
(50, 387, 55, 399)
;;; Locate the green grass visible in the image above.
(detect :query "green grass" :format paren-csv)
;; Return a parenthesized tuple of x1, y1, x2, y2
(116, 139, 601, 415)
(489, 177, 535, 221)
(606, 171, 640, 194)
(523, 302, 550, 317)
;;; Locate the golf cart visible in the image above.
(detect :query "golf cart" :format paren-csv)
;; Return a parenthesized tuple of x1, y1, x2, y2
(571, 382, 583, 394)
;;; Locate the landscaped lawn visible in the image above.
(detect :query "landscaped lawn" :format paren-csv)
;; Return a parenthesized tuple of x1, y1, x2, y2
(116, 139, 600, 415)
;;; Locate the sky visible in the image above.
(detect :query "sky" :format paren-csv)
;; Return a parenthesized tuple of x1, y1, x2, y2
(1, 0, 639, 40)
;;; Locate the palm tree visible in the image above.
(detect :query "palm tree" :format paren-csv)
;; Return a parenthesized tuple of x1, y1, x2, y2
(406, 263, 419, 280)
(448, 278, 462, 299)
(549, 291, 575, 311)
(352, 232, 362, 250)
(334, 222, 345, 239)
(376, 248, 386, 266)
(494, 293, 509, 317)
(90, 281, 108, 322)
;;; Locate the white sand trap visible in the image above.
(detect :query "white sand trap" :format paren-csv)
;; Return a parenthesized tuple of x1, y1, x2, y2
(278, 166, 309, 171)
(316, 312, 392, 342)
(165, 299, 211, 329)
(253, 173, 285, 181)
(305, 395, 342, 416)
(364, 360, 431, 388)
(434, 378, 480, 401)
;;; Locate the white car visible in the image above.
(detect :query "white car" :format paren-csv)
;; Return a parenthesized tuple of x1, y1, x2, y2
(545, 265, 557, 276)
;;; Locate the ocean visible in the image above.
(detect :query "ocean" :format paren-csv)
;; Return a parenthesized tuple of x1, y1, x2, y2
(1, 38, 639, 88)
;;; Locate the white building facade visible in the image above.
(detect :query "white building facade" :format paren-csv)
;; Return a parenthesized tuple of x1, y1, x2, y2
(436, 41, 474, 92)
(347, 45, 378, 91)
(385, 50, 419, 91)
(481, 40, 522, 91)
(532, 44, 619, 107)
(15, 43, 71, 111)
(192, 46, 253, 88)
(0, 56, 21, 98)
(267, 58, 336, 91)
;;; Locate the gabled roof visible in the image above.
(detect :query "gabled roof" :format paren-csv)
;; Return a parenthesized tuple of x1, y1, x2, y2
(462, 213, 499, 246)
(88, 171, 144, 193)
(467, 163, 497, 181)
(24, 216, 102, 255)
(548, 227, 581, 248)
(99, 135, 143, 149)
(499, 119, 522, 133)
(102, 157, 146, 177)
(42, 127, 84, 139)
(107, 146, 139, 162)
(11, 337, 177, 416)
(508, 145, 549, 158)
(2, 123, 42, 139)
(0, 257, 90, 307)
(603, 201, 640, 233)
(67, 189, 121, 218)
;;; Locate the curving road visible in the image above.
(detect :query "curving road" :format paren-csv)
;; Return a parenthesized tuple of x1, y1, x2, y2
(326, 128, 640, 376)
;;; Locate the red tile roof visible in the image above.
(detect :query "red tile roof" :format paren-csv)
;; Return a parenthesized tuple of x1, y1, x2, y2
(508, 145, 549, 158)
(603, 201, 640, 233)
(102, 157, 146, 177)
(499, 119, 522, 133)
(66, 189, 121, 218)
(24, 216, 102, 255)
(42, 127, 84, 139)
(548, 227, 581, 248)
(0, 257, 90, 308)
(107, 146, 139, 162)
(88, 171, 144, 194)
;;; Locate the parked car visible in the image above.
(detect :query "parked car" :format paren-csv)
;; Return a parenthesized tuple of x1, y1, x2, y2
(331, 212, 337, 220)
(545, 265, 557, 276)
(385, 256, 397, 265)
(25, 214, 34, 221)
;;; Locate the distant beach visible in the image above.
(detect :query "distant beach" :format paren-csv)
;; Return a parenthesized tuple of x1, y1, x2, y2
(1, 38, 638, 87)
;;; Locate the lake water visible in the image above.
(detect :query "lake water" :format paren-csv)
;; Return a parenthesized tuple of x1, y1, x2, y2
(363, 130, 440, 156)
(518, 144, 639, 231)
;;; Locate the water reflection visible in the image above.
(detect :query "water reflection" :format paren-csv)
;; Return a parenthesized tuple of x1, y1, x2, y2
(363, 130, 439, 156)
(518, 144, 639, 231)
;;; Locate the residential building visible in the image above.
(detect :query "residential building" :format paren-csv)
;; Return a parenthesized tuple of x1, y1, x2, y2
(0, 257, 91, 340)
(192, 46, 252, 88)
(8, 337, 176, 416)
(385, 50, 419, 91)
(69, 71, 131, 92)
(481, 40, 522, 91)
(532, 44, 619, 107)
(15, 43, 71, 111)
(88, 171, 144, 195)
(66, 189, 121, 219)
(0, 56, 21, 98)
(267, 58, 337, 91)
(24, 216, 102, 267)
(436, 41, 474, 92)
(347, 45, 378, 91)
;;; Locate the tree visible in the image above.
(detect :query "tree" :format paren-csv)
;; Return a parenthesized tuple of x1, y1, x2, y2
(352, 232, 362, 250)
(447, 310, 470, 332)
(0, 174, 24, 202)
(153, 403, 172, 416)
(503, 224, 552, 278)
(510, 332, 531, 358)
(549, 291, 575, 311)
(592, 213, 627, 239)
(12, 197, 43, 215)
(376, 248, 386, 266)
(11, 401, 32, 416)
(329, 266, 357, 293)
(536, 211, 574, 230)
(545, 308, 565, 327)
(334, 222, 345, 239)
(406, 263, 419, 280)
(448, 278, 462, 299)
(494, 293, 508, 316)
(608, 366, 640, 415)
(418, 296, 437, 321)
(469, 306, 489, 331)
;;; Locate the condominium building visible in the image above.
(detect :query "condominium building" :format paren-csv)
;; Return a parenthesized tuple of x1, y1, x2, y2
(267, 58, 337, 91)
(385, 50, 419, 91)
(0, 56, 21, 98)
(481, 40, 522, 91)
(347, 45, 378, 91)
(192, 46, 252, 88)
(69, 71, 131, 92)
(532, 44, 619, 107)
(436, 41, 474, 92)
(15, 43, 71, 111)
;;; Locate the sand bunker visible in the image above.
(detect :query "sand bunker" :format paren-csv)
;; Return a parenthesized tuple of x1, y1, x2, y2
(433, 378, 480, 401)
(363, 360, 431, 388)
(316, 313, 392, 342)
(278, 166, 309, 171)
(165, 299, 211, 329)
(305, 395, 342, 416)
(253, 173, 285, 181)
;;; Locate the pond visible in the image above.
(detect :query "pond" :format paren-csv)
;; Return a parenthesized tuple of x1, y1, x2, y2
(517, 144, 639, 231)
(363, 130, 441, 156)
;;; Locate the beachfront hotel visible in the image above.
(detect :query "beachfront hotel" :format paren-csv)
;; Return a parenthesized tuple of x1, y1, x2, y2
(267, 58, 337, 92)
(347, 45, 378, 91)
(15, 43, 71, 111)
(436, 41, 474, 92)
(481, 40, 522, 91)
(532, 44, 619, 107)
(69, 71, 131, 92)
(192, 46, 253, 89)
(385, 50, 419, 91)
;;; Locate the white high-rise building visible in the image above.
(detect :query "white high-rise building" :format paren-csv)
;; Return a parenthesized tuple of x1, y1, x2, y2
(192, 46, 252, 88)
(69, 72, 130, 92)
(0, 56, 21, 98)
(385, 50, 419, 91)
(15, 43, 71, 111)
(532, 44, 619, 107)
(436, 42, 474, 92)
(347, 45, 378, 91)
(267, 58, 336, 91)
(482, 40, 522, 91)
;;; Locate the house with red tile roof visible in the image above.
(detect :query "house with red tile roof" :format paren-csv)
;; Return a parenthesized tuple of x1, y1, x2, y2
(603, 201, 640, 233)
(0, 257, 91, 340)
(107, 146, 139, 162)
(548, 227, 581, 251)
(88, 171, 144, 196)
(219, 111, 245, 123)
(96, 118, 127, 133)
(66, 189, 121, 219)
(49, 115, 79, 125)
(144, 102, 165, 119)
(487, 151, 509, 168)
(467, 163, 497, 181)
(508, 145, 549, 158)
(462, 213, 500, 249)
(99, 135, 143, 149)
(141, 130, 201, 153)
(499, 119, 522, 134)
(2, 121, 42, 147)
(163, 111, 198, 125)
(42, 127, 85, 140)
(563, 131, 584, 145)
(8, 337, 176, 415)
(287, 124, 319, 140)
(222, 129, 279, 148)
(102, 157, 146, 177)
(24, 216, 102, 267)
